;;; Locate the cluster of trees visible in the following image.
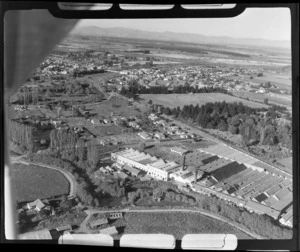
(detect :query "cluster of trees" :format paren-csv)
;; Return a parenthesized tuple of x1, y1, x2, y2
(93, 177, 126, 198)
(120, 82, 230, 98)
(73, 69, 105, 77)
(158, 101, 292, 149)
(8, 119, 34, 153)
(11, 87, 42, 105)
(165, 190, 196, 205)
(49, 129, 100, 171)
(65, 80, 102, 96)
(188, 192, 292, 239)
(122, 188, 152, 205)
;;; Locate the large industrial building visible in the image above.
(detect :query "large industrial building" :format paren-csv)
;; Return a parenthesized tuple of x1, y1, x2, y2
(111, 148, 179, 181)
(110, 147, 293, 226)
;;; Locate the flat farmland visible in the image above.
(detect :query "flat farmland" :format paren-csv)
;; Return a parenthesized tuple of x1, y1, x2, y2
(151, 53, 200, 59)
(140, 93, 268, 109)
(88, 125, 123, 137)
(232, 91, 291, 108)
(87, 98, 148, 118)
(112, 212, 252, 239)
(249, 74, 291, 91)
(12, 163, 69, 203)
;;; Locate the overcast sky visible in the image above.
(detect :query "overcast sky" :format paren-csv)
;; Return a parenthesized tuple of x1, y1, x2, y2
(74, 8, 291, 41)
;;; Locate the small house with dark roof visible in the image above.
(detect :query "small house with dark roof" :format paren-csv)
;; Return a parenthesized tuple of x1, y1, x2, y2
(56, 224, 72, 232)
(123, 164, 142, 177)
(89, 218, 108, 229)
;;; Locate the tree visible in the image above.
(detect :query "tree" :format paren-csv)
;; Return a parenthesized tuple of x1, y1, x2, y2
(264, 98, 269, 105)
(86, 139, 99, 169)
(138, 141, 146, 152)
(152, 188, 164, 201)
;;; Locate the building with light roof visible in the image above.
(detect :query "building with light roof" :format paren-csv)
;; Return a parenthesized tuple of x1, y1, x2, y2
(111, 148, 179, 181)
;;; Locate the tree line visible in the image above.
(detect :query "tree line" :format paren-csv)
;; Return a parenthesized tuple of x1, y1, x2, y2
(8, 119, 34, 153)
(157, 101, 292, 149)
(120, 82, 230, 98)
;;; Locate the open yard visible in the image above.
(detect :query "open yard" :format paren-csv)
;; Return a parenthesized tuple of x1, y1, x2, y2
(140, 93, 269, 109)
(111, 211, 252, 240)
(87, 97, 148, 118)
(277, 156, 293, 172)
(144, 139, 217, 161)
(12, 163, 69, 203)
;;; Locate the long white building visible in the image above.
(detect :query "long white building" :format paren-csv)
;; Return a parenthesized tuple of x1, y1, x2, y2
(111, 148, 179, 181)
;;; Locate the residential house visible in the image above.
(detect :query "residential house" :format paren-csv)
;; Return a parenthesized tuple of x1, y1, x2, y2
(56, 225, 72, 232)
(138, 131, 152, 140)
(91, 118, 101, 125)
(154, 132, 166, 140)
(27, 199, 50, 212)
(109, 212, 123, 219)
(89, 218, 108, 229)
(171, 147, 189, 156)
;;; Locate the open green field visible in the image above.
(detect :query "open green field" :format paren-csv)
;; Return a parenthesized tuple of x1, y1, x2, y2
(111, 212, 252, 239)
(140, 93, 269, 109)
(249, 73, 291, 91)
(87, 97, 148, 118)
(12, 163, 69, 203)
(144, 139, 217, 161)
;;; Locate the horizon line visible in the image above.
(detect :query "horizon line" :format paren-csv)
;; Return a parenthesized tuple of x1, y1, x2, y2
(73, 25, 291, 43)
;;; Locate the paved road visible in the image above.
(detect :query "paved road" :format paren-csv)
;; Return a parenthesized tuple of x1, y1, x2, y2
(10, 156, 77, 199)
(75, 207, 264, 239)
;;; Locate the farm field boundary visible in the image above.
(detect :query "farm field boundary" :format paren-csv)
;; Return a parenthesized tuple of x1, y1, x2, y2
(11, 158, 77, 199)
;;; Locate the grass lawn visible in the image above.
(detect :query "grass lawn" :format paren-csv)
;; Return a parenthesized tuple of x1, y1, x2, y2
(12, 163, 70, 203)
(87, 98, 148, 118)
(277, 156, 293, 172)
(140, 93, 269, 109)
(111, 212, 252, 240)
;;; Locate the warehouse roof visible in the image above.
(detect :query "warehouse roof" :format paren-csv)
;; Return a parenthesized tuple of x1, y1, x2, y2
(123, 165, 141, 176)
(211, 161, 245, 182)
(275, 188, 291, 201)
(266, 184, 282, 196)
(255, 193, 268, 203)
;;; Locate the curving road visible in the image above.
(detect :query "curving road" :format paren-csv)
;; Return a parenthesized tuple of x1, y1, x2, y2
(10, 156, 77, 199)
(75, 207, 264, 240)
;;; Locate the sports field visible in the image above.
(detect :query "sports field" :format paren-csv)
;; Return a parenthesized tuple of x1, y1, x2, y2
(140, 93, 269, 109)
(12, 163, 69, 203)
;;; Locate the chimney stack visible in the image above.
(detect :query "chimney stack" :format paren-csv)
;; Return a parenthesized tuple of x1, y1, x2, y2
(182, 154, 186, 170)
(194, 169, 198, 183)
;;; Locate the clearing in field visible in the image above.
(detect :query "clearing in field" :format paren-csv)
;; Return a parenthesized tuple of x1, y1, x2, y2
(87, 97, 148, 118)
(12, 163, 69, 203)
(111, 212, 252, 240)
(140, 93, 269, 109)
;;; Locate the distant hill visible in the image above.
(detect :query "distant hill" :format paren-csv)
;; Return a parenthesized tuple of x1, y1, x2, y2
(71, 26, 290, 49)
